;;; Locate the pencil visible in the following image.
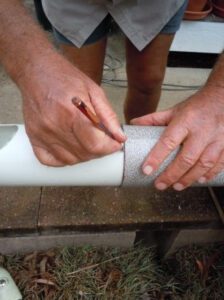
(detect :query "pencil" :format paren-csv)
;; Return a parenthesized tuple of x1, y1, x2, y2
(72, 97, 114, 139)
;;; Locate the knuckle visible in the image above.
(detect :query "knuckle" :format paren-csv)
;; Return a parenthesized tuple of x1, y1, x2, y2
(78, 151, 95, 162)
(106, 110, 117, 122)
(86, 138, 118, 156)
(85, 141, 104, 156)
(39, 158, 52, 167)
(161, 135, 177, 151)
(55, 152, 79, 165)
(77, 153, 90, 162)
(65, 158, 79, 166)
(204, 159, 224, 180)
(178, 153, 196, 168)
(35, 152, 51, 166)
(209, 162, 224, 178)
(149, 156, 163, 169)
(162, 172, 179, 184)
(198, 157, 215, 169)
(207, 170, 218, 181)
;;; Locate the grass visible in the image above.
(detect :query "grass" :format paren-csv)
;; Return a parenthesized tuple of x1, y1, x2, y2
(0, 243, 224, 299)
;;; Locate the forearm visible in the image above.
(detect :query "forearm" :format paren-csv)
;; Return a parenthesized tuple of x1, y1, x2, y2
(0, 0, 57, 87)
(206, 51, 224, 90)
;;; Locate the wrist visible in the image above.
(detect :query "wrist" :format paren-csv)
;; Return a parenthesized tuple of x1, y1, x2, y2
(205, 81, 224, 91)
(15, 48, 61, 91)
(200, 83, 224, 106)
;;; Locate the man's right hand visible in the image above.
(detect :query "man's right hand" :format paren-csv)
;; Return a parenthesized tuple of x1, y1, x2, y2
(19, 53, 126, 166)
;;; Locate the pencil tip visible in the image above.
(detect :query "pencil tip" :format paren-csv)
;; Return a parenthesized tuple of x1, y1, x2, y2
(72, 97, 82, 107)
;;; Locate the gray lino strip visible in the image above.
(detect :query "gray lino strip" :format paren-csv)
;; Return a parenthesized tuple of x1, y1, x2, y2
(122, 125, 224, 187)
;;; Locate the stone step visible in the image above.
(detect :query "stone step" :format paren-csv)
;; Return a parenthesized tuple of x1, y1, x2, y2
(0, 186, 220, 236)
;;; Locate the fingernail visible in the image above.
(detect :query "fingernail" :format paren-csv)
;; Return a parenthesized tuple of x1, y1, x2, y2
(143, 165, 153, 176)
(198, 176, 207, 184)
(119, 128, 126, 138)
(173, 183, 185, 191)
(155, 182, 167, 190)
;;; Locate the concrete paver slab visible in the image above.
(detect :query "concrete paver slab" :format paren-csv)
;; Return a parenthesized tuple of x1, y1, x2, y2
(39, 187, 219, 232)
(0, 187, 41, 235)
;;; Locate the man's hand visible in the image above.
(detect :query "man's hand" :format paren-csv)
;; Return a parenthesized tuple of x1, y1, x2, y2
(20, 53, 126, 166)
(131, 87, 224, 190)
(0, 1, 125, 167)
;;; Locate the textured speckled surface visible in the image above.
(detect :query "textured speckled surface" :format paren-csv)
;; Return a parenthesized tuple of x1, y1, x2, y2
(123, 125, 224, 187)
(38, 186, 219, 231)
(123, 125, 178, 186)
(0, 187, 41, 235)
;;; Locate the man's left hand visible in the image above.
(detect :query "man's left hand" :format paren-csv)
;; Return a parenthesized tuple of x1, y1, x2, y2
(131, 87, 224, 191)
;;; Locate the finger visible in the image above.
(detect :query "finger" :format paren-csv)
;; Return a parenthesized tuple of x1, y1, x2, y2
(154, 135, 207, 190)
(72, 108, 123, 158)
(32, 144, 66, 167)
(49, 143, 80, 165)
(203, 150, 224, 182)
(89, 90, 126, 143)
(155, 136, 210, 189)
(142, 124, 188, 176)
(27, 120, 84, 165)
(172, 142, 222, 190)
(49, 134, 99, 163)
(130, 109, 174, 126)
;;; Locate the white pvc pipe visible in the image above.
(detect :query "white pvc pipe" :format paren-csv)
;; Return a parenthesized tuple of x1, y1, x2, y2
(0, 125, 124, 186)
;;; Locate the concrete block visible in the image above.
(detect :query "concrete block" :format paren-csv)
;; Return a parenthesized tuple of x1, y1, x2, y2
(0, 232, 135, 254)
(0, 187, 41, 235)
(39, 186, 219, 232)
(166, 229, 224, 257)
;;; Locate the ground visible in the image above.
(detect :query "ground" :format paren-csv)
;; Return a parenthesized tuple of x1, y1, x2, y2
(1, 243, 224, 299)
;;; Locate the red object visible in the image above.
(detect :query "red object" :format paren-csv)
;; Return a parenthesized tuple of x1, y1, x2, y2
(212, 0, 224, 6)
(187, 0, 208, 11)
(72, 97, 114, 139)
(72, 97, 100, 125)
(212, 0, 224, 17)
(184, 1, 213, 20)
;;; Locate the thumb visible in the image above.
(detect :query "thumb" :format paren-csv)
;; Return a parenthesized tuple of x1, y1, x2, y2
(130, 109, 174, 126)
